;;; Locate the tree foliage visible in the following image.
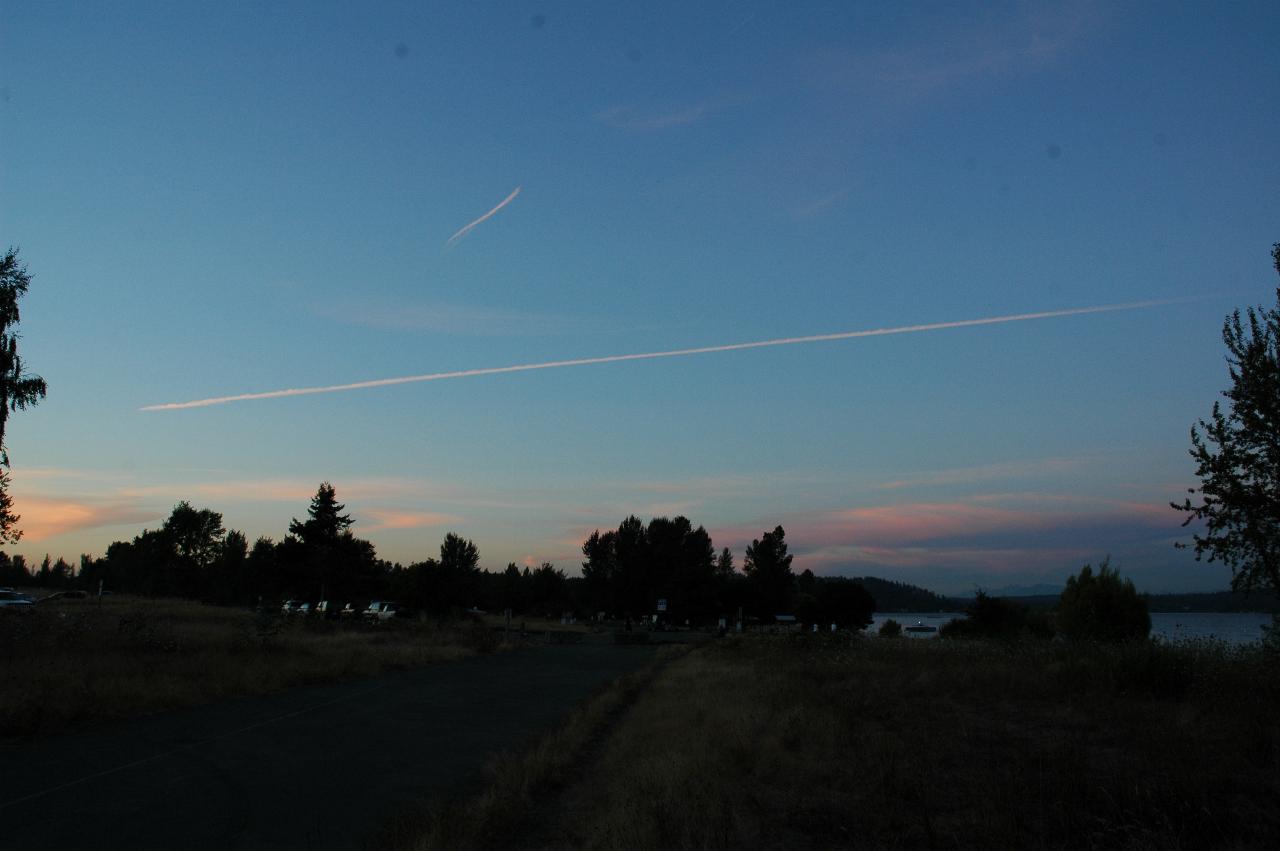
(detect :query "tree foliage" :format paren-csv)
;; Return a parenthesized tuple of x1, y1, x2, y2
(439, 532, 480, 574)
(744, 525, 795, 618)
(1057, 558, 1150, 642)
(939, 590, 1053, 641)
(879, 618, 903, 638)
(0, 248, 47, 453)
(288, 482, 352, 546)
(581, 515, 739, 622)
(0, 248, 47, 543)
(1174, 245, 1280, 594)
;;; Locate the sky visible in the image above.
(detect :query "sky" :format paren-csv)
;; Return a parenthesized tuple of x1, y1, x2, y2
(3, 1, 1278, 594)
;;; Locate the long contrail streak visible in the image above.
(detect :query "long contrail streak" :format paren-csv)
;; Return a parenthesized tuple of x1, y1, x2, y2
(446, 186, 521, 248)
(141, 298, 1183, 411)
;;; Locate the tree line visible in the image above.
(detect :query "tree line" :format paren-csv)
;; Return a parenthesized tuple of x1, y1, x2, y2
(1, 483, 878, 628)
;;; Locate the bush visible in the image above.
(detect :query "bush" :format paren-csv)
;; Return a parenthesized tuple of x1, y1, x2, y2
(1057, 558, 1150, 642)
(939, 590, 1054, 640)
(878, 618, 902, 638)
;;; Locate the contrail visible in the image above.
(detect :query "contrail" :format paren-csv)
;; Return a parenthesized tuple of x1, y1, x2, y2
(446, 186, 521, 248)
(141, 298, 1187, 412)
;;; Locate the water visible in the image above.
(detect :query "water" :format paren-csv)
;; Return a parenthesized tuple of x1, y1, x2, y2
(871, 613, 960, 638)
(870, 611, 1274, 645)
(1148, 612, 1273, 645)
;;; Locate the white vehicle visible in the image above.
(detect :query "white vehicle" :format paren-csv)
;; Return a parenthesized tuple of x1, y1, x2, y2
(281, 599, 307, 616)
(363, 601, 401, 622)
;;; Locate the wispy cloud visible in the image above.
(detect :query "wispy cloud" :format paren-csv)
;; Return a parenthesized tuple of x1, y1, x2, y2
(141, 297, 1191, 411)
(595, 104, 709, 131)
(711, 493, 1175, 581)
(445, 186, 521, 248)
(357, 509, 460, 532)
(807, 1, 1102, 96)
(878, 456, 1089, 490)
(15, 496, 158, 542)
(793, 188, 853, 219)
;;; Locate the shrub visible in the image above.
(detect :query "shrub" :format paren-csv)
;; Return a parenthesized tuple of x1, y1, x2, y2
(878, 619, 902, 638)
(1057, 558, 1150, 642)
(939, 590, 1054, 640)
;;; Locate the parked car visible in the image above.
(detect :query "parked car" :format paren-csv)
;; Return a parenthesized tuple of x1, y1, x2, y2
(363, 601, 402, 623)
(0, 589, 36, 609)
(281, 599, 307, 616)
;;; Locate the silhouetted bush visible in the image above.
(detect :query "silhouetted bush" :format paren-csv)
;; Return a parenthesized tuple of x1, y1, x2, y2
(1057, 558, 1150, 642)
(939, 590, 1054, 640)
(878, 618, 902, 638)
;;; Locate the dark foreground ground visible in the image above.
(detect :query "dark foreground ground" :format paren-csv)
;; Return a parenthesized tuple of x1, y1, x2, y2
(0, 642, 659, 850)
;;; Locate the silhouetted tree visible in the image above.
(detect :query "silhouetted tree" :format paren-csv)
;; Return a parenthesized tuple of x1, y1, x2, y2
(614, 515, 650, 617)
(0, 248, 47, 544)
(247, 537, 279, 599)
(744, 525, 795, 619)
(499, 562, 527, 613)
(529, 562, 569, 617)
(161, 501, 225, 598)
(582, 528, 620, 614)
(281, 483, 379, 601)
(164, 501, 225, 570)
(715, 547, 734, 577)
(0, 471, 19, 545)
(1057, 558, 1150, 642)
(288, 482, 353, 545)
(939, 590, 1054, 640)
(0, 551, 31, 584)
(815, 578, 876, 630)
(210, 530, 249, 605)
(1174, 245, 1280, 594)
(0, 249, 46, 454)
(439, 532, 480, 573)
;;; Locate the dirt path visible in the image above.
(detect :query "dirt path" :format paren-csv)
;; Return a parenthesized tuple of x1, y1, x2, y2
(0, 643, 659, 850)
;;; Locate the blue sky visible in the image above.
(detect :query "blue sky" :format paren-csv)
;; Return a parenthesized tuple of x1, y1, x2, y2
(3, 1, 1278, 593)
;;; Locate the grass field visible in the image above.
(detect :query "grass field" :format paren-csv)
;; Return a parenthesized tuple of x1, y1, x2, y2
(408, 633, 1280, 850)
(0, 595, 501, 738)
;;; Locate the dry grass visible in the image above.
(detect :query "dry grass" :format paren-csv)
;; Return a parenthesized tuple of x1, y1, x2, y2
(429, 634, 1279, 850)
(0, 595, 500, 738)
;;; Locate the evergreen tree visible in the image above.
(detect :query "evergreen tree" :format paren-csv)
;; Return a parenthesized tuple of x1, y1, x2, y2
(288, 482, 353, 546)
(0, 248, 47, 543)
(744, 526, 795, 618)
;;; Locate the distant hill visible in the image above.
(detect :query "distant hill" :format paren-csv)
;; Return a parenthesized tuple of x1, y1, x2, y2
(850, 577, 960, 613)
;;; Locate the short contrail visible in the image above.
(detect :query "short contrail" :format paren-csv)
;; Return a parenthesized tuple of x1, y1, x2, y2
(141, 298, 1184, 411)
(446, 186, 521, 248)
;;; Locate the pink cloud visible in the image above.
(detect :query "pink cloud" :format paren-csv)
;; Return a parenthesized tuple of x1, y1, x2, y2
(711, 493, 1178, 579)
(878, 456, 1086, 490)
(14, 496, 157, 542)
(357, 509, 460, 533)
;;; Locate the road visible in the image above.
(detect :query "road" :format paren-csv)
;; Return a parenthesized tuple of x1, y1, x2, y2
(0, 642, 659, 850)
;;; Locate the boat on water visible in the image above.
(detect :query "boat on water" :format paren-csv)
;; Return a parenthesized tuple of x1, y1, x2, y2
(904, 622, 938, 633)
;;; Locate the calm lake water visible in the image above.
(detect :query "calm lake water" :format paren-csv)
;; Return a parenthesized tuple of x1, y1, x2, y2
(870, 612, 1275, 645)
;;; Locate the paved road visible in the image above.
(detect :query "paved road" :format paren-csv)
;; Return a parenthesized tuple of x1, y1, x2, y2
(1, 643, 659, 850)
